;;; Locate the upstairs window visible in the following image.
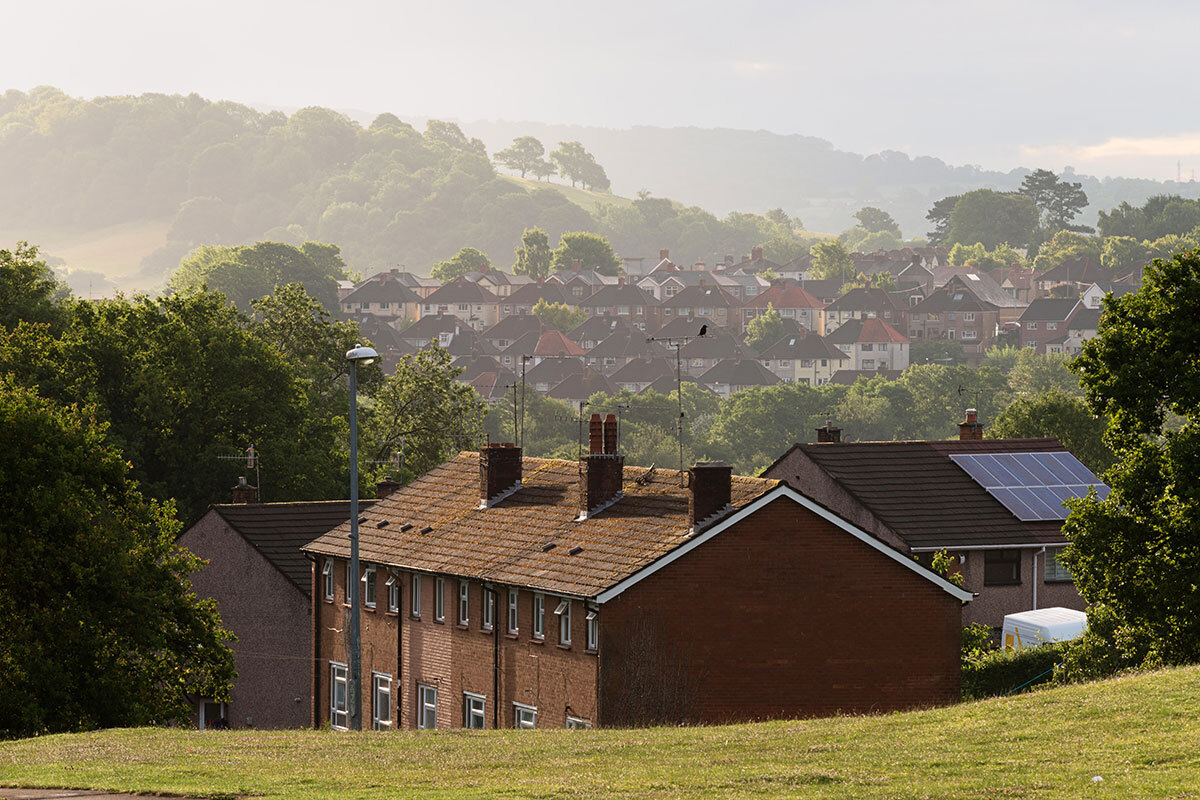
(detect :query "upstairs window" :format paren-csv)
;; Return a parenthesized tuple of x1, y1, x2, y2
(411, 574, 422, 618)
(434, 577, 445, 622)
(555, 599, 571, 645)
(482, 588, 494, 630)
(323, 559, 333, 601)
(344, 561, 352, 604)
(586, 608, 598, 651)
(386, 574, 399, 612)
(508, 589, 519, 634)
(364, 565, 376, 608)
(1027, 321, 1039, 330)
(458, 581, 470, 626)
(532, 593, 545, 640)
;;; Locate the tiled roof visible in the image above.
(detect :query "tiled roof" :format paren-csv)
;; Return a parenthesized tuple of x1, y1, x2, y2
(588, 330, 668, 359)
(1020, 298, 1080, 322)
(912, 286, 990, 314)
(582, 284, 659, 308)
(825, 317, 908, 344)
(765, 438, 1070, 549)
(1037, 257, 1105, 285)
(1068, 307, 1102, 330)
(660, 285, 740, 308)
(533, 329, 586, 357)
(610, 357, 675, 385)
(342, 277, 424, 306)
(505, 282, 570, 306)
(525, 356, 584, 386)
(743, 285, 823, 310)
(680, 330, 755, 360)
(303, 453, 779, 597)
(212, 501, 374, 597)
(698, 358, 781, 387)
(759, 332, 848, 361)
(546, 369, 618, 401)
(400, 313, 465, 341)
(567, 315, 627, 344)
(424, 278, 500, 304)
(641, 376, 715, 396)
(825, 287, 906, 313)
(946, 272, 1026, 308)
(467, 370, 516, 400)
(794, 279, 842, 302)
(655, 316, 726, 340)
(481, 315, 545, 341)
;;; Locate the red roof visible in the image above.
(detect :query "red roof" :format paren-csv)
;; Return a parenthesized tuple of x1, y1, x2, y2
(533, 330, 586, 357)
(743, 285, 823, 310)
(826, 317, 908, 344)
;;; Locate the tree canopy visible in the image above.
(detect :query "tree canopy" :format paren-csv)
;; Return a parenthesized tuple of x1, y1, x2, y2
(1019, 168, 1091, 235)
(854, 207, 901, 235)
(494, 136, 548, 179)
(946, 189, 1038, 249)
(430, 247, 491, 282)
(532, 298, 587, 332)
(513, 227, 553, 280)
(168, 241, 349, 311)
(744, 304, 784, 351)
(809, 239, 855, 282)
(551, 231, 621, 275)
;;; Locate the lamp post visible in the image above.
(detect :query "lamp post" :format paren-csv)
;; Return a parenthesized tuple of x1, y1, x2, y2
(345, 344, 378, 731)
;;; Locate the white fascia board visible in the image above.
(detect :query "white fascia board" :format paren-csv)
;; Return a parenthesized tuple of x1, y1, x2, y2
(596, 485, 973, 604)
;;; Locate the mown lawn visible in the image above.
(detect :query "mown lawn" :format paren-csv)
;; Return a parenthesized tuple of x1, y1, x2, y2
(2, 666, 1199, 799)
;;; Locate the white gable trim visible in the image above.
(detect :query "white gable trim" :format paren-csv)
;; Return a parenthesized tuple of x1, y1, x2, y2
(596, 485, 974, 604)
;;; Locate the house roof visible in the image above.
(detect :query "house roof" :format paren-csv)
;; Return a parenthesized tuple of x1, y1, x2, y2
(525, 356, 584, 386)
(466, 370, 517, 400)
(1037, 257, 1105, 285)
(211, 501, 375, 598)
(481, 314, 545, 342)
(698, 358, 781, 387)
(912, 285, 991, 314)
(424, 278, 500, 305)
(794, 279, 842, 302)
(533, 329, 586, 357)
(640, 376, 714, 396)
(587, 330, 669, 360)
(546, 369, 619, 401)
(581, 284, 659, 308)
(400, 313, 465, 342)
(567, 315, 628, 344)
(759, 332, 849, 361)
(654, 316, 727, 340)
(341, 276, 424, 306)
(1068, 307, 1102, 330)
(1020, 298, 1080, 322)
(763, 438, 1071, 550)
(660, 285, 741, 309)
(824, 287, 906, 313)
(302, 453, 779, 598)
(824, 317, 908, 344)
(610, 357, 676, 385)
(505, 282, 570, 306)
(742, 284, 823, 310)
(680, 330, 756, 360)
(946, 272, 1026, 308)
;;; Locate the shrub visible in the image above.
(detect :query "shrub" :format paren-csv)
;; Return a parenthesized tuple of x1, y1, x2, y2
(962, 642, 1066, 700)
(1055, 604, 1162, 685)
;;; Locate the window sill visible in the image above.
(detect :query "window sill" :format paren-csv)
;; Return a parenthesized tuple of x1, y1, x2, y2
(584, 648, 598, 655)
(1044, 578, 1075, 584)
(456, 623, 469, 630)
(530, 637, 545, 645)
(364, 605, 377, 613)
(983, 581, 1022, 587)
(557, 643, 572, 651)
(434, 618, 445, 625)
(505, 632, 519, 640)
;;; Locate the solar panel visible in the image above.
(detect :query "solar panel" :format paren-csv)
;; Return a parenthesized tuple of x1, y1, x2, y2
(948, 452, 1109, 521)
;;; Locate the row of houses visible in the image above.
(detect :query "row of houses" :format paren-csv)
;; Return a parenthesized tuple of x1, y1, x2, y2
(181, 411, 1099, 732)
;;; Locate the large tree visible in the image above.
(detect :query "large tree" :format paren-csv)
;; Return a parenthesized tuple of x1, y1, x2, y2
(925, 194, 962, 245)
(0, 241, 68, 331)
(168, 241, 349, 311)
(946, 189, 1038, 249)
(808, 239, 855, 282)
(493, 136, 546, 179)
(0, 378, 234, 737)
(550, 231, 621, 275)
(854, 206, 901, 235)
(549, 141, 607, 190)
(1066, 249, 1200, 663)
(1019, 168, 1091, 234)
(513, 227, 553, 280)
(987, 390, 1113, 474)
(430, 247, 491, 282)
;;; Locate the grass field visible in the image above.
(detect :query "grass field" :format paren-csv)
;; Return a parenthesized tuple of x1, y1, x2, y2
(498, 174, 637, 214)
(0, 219, 171, 295)
(2, 666, 1198, 799)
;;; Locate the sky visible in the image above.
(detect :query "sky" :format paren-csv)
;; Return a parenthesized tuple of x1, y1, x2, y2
(7, 0, 1200, 180)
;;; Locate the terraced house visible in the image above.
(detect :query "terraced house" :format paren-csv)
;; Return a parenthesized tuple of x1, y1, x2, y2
(303, 420, 971, 731)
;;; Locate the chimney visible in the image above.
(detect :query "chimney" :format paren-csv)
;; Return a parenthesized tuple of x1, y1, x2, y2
(572, 258, 583, 271)
(479, 442, 523, 507)
(231, 476, 259, 504)
(376, 475, 401, 500)
(816, 423, 842, 443)
(959, 408, 984, 441)
(579, 414, 623, 517)
(724, 254, 734, 266)
(752, 246, 764, 261)
(660, 248, 670, 259)
(689, 461, 732, 532)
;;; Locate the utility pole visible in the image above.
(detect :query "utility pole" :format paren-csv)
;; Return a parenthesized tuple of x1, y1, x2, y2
(345, 345, 378, 731)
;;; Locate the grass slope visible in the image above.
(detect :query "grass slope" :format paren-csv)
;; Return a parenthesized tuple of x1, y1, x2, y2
(498, 174, 636, 214)
(2, 666, 1198, 799)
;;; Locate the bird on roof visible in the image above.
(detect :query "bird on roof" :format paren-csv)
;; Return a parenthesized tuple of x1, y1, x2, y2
(698, 324, 708, 337)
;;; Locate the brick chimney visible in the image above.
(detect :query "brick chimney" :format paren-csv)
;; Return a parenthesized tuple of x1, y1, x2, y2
(376, 475, 401, 499)
(480, 442, 523, 507)
(579, 414, 624, 518)
(816, 423, 842, 443)
(231, 476, 259, 504)
(572, 259, 583, 271)
(724, 254, 734, 266)
(689, 461, 732, 532)
(752, 246, 764, 261)
(660, 248, 670, 259)
(959, 408, 984, 441)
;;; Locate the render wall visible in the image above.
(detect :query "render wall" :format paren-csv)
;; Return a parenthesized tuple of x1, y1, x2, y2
(179, 511, 311, 728)
(597, 496, 963, 726)
(957, 549, 1085, 630)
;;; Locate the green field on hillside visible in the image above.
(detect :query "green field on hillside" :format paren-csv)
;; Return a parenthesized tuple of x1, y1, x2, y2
(2, 666, 1198, 799)
(498, 173, 638, 214)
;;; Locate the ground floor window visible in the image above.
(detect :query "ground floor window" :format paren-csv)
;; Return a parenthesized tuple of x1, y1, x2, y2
(565, 715, 591, 729)
(372, 672, 392, 730)
(513, 702, 537, 729)
(1044, 547, 1074, 582)
(418, 684, 437, 729)
(464, 692, 486, 729)
(330, 662, 348, 730)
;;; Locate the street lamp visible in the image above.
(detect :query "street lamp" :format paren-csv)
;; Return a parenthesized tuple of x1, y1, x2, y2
(345, 344, 378, 731)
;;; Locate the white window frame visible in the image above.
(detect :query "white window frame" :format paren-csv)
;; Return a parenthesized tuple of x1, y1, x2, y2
(565, 715, 592, 729)
(964, 312, 976, 321)
(323, 558, 333, 601)
(458, 581, 470, 626)
(464, 692, 486, 729)
(411, 574, 422, 619)
(330, 661, 348, 730)
(482, 587, 494, 630)
(555, 598, 571, 645)
(363, 565, 376, 608)
(513, 702, 538, 729)
(434, 577, 445, 622)
(508, 589, 519, 634)
(533, 593, 545, 640)
(372, 672, 392, 730)
(344, 560, 352, 604)
(586, 608, 598, 651)
(1045, 547, 1074, 582)
(386, 574, 399, 613)
(418, 684, 437, 730)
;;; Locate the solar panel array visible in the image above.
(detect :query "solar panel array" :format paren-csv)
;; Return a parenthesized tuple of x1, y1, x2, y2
(948, 452, 1110, 521)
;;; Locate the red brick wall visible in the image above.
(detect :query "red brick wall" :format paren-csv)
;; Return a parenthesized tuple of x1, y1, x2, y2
(597, 496, 962, 725)
(314, 563, 598, 730)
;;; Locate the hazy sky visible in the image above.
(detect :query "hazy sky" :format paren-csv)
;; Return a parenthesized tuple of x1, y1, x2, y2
(8, 0, 1200, 179)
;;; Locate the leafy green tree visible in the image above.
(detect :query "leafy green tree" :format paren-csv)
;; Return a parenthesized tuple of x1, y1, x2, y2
(430, 247, 491, 282)
(168, 241, 348, 311)
(765, 208, 802, 230)
(925, 194, 962, 245)
(910, 339, 966, 366)
(1019, 168, 1091, 233)
(551, 231, 621, 275)
(494, 136, 546, 178)
(808, 240, 855, 282)
(704, 382, 846, 473)
(1065, 249, 1200, 662)
(1098, 195, 1200, 241)
(529, 159, 557, 181)
(947, 242, 1025, 271)
(1144, 233, 1200, 262)
(1031, 230, 1101, 273)
(946, 189, 1038, 249)
(513, 227, 553, 280)
(1008, 348, 1083, 396)
(424, 120, 487, 156)
(987, 390, 1113, 474)
(0, 241, 68, 331)
(531, 298, 587, 332)
(853, 229, 904, 253)
(549, 141, 607, 189)
(744, 303, 784, 351)
(1100, 235, 1146, 273)
(854, 206, 901, 235)
(0, 378, 234, 737)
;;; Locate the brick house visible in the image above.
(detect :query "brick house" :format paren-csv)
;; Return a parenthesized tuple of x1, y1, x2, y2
(302, 433, 970, 730)
(762, 418, 1100, 630)
(579, 283, 662, 332)
(339, 270, 424, 324)
(697, 357, 781, 399)
(820, 287, 909, 336)
(420, 278, 501, 331)
(498, 282, 573, 318)
(1019, 298, 1082, 353)
(740, 284, 824, 334)
(179, 492, 374, 729)
(659, 285, 741, 330)
(824, 317, 910, 371)
(758, 330, 849, 385)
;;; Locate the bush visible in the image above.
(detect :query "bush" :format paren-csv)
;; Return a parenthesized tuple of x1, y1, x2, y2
(1055, 604, 1162, 685)
(962, 642, 1066, 700)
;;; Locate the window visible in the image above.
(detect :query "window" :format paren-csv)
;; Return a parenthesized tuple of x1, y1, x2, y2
(781, 308, 795, 317)
(482, 588, 494, 630)
(372, 673, 392, 730)
(507, 589, 519, 634)
(699, 307, 712, 316)
(458, 303, 469, 311)
(458, 581, 470, 626)
(963, 329, 977, 340)
(418, 685, 437, 729)
(878, 343, 889, 351)
(411, 574, 422, 618)
(330, 662, 348, 730)
(984, 549, 1022, 585)
(948, 312, 957, 321)
(434, 577, 445, 622)
(779, 360, 791, 367)
(862, 359, 875, 369)
(344, 561, 352, 604)
(566, 716, 592, 729)
(1027, 321, 1039, 330)
(364, 565, 376, 608)
(1045, 547, 1073, 582)
(323, 559, 333, 601)
(586, 608, 598, 651)
(1046, 321, 1058, 330)
(464, 693, 486, 729)
(555, 598, 571, 645)
(948, 329, 956, 340)
(387, 575, 399, 612)
(532, 593, 545, 640)
(571, 286, 583, 297)
(513, 703, 537, 729)
(617, 305, 630, 315)
(964, 312, 976, 321)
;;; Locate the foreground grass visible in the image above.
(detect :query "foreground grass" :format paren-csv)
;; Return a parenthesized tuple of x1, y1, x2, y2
(3, 667, 1199, 800)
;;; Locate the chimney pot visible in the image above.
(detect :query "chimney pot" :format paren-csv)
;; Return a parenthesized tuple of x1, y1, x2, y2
(603, 413, 618, 455)
(589, 413, 604, 454)
(231, 476, 259, 504)
(376, 475, 402, 500)
(958, 408, 984, 441)
(816, 424, 842, 443)
(480, 443, 523, 506)
(660, 248, 669, 259)
(752, 246, 764, 260)
(689, 461, 732, 531)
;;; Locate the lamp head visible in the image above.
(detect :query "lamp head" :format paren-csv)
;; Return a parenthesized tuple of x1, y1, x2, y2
(345, 344, 379, 365)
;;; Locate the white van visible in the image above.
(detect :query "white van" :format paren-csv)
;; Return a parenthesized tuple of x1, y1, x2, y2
(1002, 607, 1088, 651)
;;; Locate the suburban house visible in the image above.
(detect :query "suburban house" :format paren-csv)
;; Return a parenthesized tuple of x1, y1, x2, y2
(1033, 257, 1106, 296)
(1048, 306, 1102, 356)
(679, 329, 756, 377)
(762, 415, 1102, 630)
(1080, 281, 1136, 310)
(1019, 298, 1082, 353)
(660, 285, 741, 330)
(820, 287, 909, 336)
(499, 282, 573, 318)
(697, 357, 781, 398)
(609, 356, 675, 393)
(758, 330, 849, 385)
(567, 315, 628, 350)
(420, 278, 501, 331)
(585, 329, 669, 375)
(302, 432, 970, 730)
(740, 284, 824, 333)
(339, 270, 424, 323)
(908, 273, 1024, 360)
(824, 318, 910, 372)
(578, 283, 662, 331)
(179, 487, 374, 729)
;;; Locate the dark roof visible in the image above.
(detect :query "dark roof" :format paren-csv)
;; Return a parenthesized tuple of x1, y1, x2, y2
(212, 501, 375, 597)
(912, 285, 991, 314)
(1037, 257, 1105, 285)
(424, 278, 500, 305)
(525, 356, 584, 386)
(588, 330, 669, 359)
(825, 287, 905, 313)
(794, 279, 842, 301)
(641, 376, 715, 396)
(698, 358, 781, 387)
(764, 438, 1070, 549)
(546, 369, 619, 401)
(759, 332, 848, 361)
(655, 316, 729, 340)
(505, 282, 570, 306)
(1068, 307, 1102, 330)
(481, 315, 545, 342)
(743, 285, 823, 310)
(568, 315, 628, 344)
(945, 272, 1025, 308)
(680, 330, 756, 360)
(1020, 298, 1080, 322)
(400, 313, 465, 342)
(342, 276, 424, 305)
(660, 285, 741, 309)
(302, 453, 777, 597)
(610, 357, 676, 385)
(581, 284, 659, 308)
(824, 318, 908, 344)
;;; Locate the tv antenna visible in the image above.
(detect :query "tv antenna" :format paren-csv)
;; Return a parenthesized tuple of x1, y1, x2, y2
(646, 326, 709, 485)
(216, 444, 262, 500)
